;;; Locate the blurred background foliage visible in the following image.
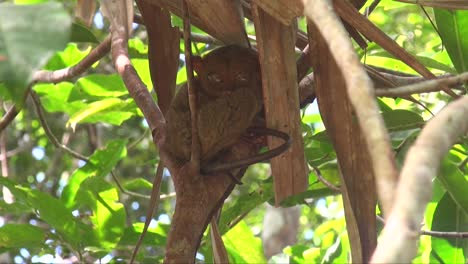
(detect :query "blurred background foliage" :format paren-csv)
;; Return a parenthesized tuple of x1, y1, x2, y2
(0, 0, 467, 263)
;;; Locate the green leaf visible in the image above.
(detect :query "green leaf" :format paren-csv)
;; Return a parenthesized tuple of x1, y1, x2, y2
(437, 159, 468, 216)
(382, 109, 425, 132)
(284, 244, 313, 264)
(0, 224, 45, 248)
(0, 2, 71, 104)
(219, 182, 274, 235)
(118, 223, 168, 247)
(44, 43, 91, 70)
(61, 139, 127, 209)
(434, 9, 468, 73)
(75, 74, 128, 97)
(431, 193, 467, 263)
(83, 178, 126, 252)
(122, 178, 153, 191)
(223, 221, 266, 264)
(70, 22, 98, 43)
(67, 98, 135, 128)
(20, 188, 92, 249)
(33, 82, 78, 112)
(132, 58, 152, 89)
(415, 55, 457, 74)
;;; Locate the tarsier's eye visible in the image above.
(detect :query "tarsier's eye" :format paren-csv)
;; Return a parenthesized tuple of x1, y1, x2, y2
(207, 73, 222, 84)
(235, 72, 249, 83)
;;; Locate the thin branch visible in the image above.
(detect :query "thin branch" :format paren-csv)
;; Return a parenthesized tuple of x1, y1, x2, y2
(310, 164, 341, 192)
(375, 71, 468, 97)
(372, 96, 468, 263)
(33, 35, 111, 83)
(421, 230, 468, 239)
(111, 170, 175, 200)
(0, 105, 20, 133)
(377, 215, 468, 238)
(30, 92, 89, 161)
(182, 0, 201, 170)
(127, 128, 149, 150)
(302, 0, 398, 217)
(365, 0, 382, 15)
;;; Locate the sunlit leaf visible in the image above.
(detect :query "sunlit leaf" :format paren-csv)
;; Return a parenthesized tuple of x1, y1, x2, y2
(223, 221, 266, 264)
(61, 139, 127, 209)
(434, 9, 468, 73)
(75, 74, 128, 97)
(44, 43, 91, 70)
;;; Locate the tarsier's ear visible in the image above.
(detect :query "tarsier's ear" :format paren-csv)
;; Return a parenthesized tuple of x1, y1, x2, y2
(192, 56, 203, 74)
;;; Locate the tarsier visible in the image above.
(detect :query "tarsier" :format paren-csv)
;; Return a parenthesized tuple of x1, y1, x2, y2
(164, 45, 264, 167)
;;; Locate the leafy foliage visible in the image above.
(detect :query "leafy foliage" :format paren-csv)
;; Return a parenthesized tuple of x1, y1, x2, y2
(0, 1, 467, 263)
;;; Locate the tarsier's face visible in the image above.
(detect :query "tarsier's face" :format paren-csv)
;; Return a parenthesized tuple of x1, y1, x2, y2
(193, 45, 261, 98)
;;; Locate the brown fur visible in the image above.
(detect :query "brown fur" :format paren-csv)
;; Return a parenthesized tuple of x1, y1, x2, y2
(164, 45, 263, 164)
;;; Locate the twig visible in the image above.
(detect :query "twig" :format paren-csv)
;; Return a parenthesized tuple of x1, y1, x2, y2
(127, 129, 149, 150)
(372, 96, 468, 263)
(310, 164, 341, 192)
(130, 162, 165, 264)
(182, 0, 201, 171)
(303, 0, 398, 217)
(33, 35, 111, 83)
(375, 71, 468, 97)
(365, 0, 381, 16)
(377, 215, 468, 238)
(0, 105, 20, 133)
(30, 92, 89, 161)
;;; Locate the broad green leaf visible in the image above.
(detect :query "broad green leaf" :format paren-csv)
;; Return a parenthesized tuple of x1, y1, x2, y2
(0, 177, 96, 250)
(382, 109, 425, 131)
(0, 3, 71, 104)
(434, 9, 468, 73)
(431, 193, 467, 263)
(118, 223, 168, 247)
(284, 245, 314, 264)
(132, 59, 152, 89)
(79, 177, 126, 253)
(19, 188, 93, 249)
(61, 139, 127, 209)
(302, 114, 322, 124)
(128, 38, 148, 56)
(437, 159, 468, 216)
(219, 182, 274, 235)
(44, 43, 91, 70)
(0, 224, 45, 248)
(118, 223, 169, 262)
(223, 221, 266, 264)
(76, 74, 128, 97)
(70, 22, 98, 43)
(415, 55, 457, 74)
(176, 66, 187, 85)
(33, 82, 81, 112)
(122, 178, 153, 191)
(67, 98, 134, 129)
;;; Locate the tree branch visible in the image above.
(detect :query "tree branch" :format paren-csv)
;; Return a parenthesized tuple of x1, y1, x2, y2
(302, 0, 398, 217)
(33, 36, 111, 83)
(372, 95, 468, 263)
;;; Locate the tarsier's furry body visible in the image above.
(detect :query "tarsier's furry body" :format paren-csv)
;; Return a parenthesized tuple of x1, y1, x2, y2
(164, 45, 263, 165)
